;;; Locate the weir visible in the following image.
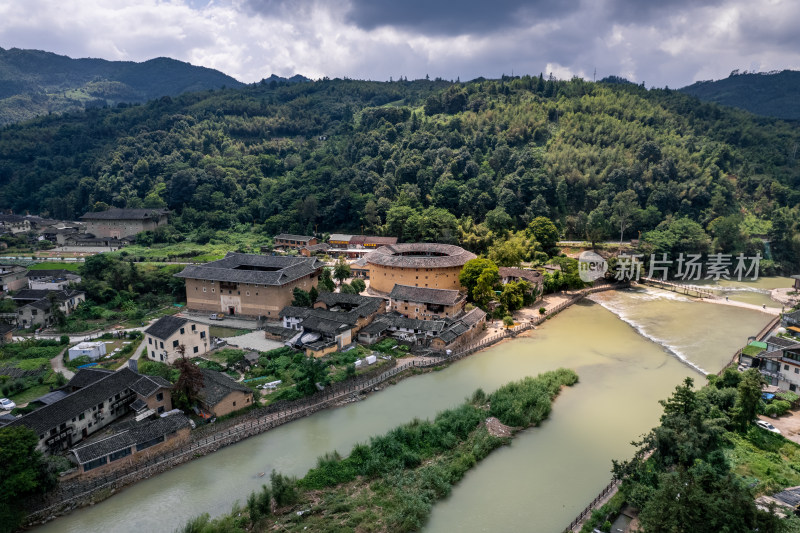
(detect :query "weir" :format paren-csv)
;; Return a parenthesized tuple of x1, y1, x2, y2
(638, 276, 720, 299)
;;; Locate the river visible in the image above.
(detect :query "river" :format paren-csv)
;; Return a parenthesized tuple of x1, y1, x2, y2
(31, 284, 777, 533)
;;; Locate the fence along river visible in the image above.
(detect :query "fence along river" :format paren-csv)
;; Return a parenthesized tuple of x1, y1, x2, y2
(31, 285, 773, 533)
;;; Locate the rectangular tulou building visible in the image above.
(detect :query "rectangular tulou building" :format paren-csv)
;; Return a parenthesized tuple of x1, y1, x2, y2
(80, 208, 169, 239)
(175, 253, 322, 318)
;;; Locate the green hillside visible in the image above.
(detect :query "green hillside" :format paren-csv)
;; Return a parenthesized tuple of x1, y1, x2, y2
(0, 75, 798, 270)
(0, 47, 245, 125)
(681, 70, 800, 121)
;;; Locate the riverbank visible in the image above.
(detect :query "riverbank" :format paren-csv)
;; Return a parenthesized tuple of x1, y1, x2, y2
(21, 283, 622, 529)
(179, 369, 580, 533)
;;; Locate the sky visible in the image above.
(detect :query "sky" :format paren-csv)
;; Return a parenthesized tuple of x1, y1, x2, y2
(0, 0, 798, 87)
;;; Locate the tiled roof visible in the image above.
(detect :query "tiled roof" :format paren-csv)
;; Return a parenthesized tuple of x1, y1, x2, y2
(67, 368, 115, 390)
(26, 270, 77, 279)
(436, 322, 470, 344)
(80, 208, 169, 221)
(365, 243, 476, 269)
(279, 306, 312, 319)
(9, 368, 142, 435)
(785, 310, 800, 322)
(461, 307, 487, 326)
(71, 414, 190, 464)
(359, 321, 389, 336)
(144, 315, 189, 340)
(328, 234, 353, 242)
(314, 292, 385, 317)
(376, 313, 446, 333)
(389, 284, 464, 306)
(498, 267, 543, 283)
(300, 314, 353, 335)
(175, 253, 321, 286)
(32, 390, 68, 405)
(130, 375, 173, 397)
(364, 236, 397, 246)
(12, 289, 83, 302)
(263, 324, 296, 339)
(767, 336, 799, 348)
(0, 323, 14, 335)
(198, 369, 252, 407)
(130, 398, 148, 412)
(274, 234, 315, 242)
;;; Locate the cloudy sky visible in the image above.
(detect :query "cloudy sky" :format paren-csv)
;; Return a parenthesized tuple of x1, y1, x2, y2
(0, 0, 798, 87)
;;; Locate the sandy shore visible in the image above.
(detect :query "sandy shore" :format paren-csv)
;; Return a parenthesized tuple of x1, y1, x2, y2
(697, 296, 781, 315)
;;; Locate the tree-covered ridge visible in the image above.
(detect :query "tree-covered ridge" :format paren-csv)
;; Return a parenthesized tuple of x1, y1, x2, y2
(0, 75, 797, 265)
(681, 70, 800, 121)
(0, 47, 245, 126)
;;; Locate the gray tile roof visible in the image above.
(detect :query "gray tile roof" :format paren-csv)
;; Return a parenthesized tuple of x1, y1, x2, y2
(80, 208, 169, 221)
(130, 375, 173, 397)
(274, 234, 315, 242)
(461, 307, 487, 327)
(26, 270, 76, 279)
(300, 315, 353, 335)
(389, 284, 464, 306)
(767, 335, 799, 348)
(328, 234, 353, 242)
(32, 390, 68, 405)
(0, 323, 14, 335)
(12, 289, 83, 303)
(71, 414, 190, 464)
(375, 313, 446, 333)
(144, 315, 189, 340)
(365, 243, 476, 269)
(9, 368, 142, 435)
(314, 292, 385, 317)
(198, 369, 253, 407)
(129, 398, 148, 412)
(175, 253, 321, 286)
(498, 267, 543, 284)
(436, 322, 470, 344)
(66, 368, 115, 390)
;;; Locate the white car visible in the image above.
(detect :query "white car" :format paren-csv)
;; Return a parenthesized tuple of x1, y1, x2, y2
(755, 420, 781, 434)
(0, 398, 16, 410)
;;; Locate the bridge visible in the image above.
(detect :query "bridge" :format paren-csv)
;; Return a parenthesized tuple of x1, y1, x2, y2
(638, 277, 720, 299)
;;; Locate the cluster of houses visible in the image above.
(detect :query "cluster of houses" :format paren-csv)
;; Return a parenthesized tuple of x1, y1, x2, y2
(0, 208, 169, 250)
(0, 267, 86, 332)
(272, 233, 398, 258)
(740, 310, 800, 392)
(176, 242, 544, 356)
(0, 360, 253, 476)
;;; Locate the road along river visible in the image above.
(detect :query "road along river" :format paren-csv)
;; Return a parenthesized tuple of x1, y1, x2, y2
(31, 285, 772, 533)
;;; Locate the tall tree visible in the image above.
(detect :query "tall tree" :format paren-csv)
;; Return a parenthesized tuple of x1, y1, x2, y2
(0, 426, 55, 532)
(611, 190, 639, 245)
(333, 257, 351, 287)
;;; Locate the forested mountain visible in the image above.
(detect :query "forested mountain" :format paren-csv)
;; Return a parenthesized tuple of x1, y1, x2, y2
(681, 70, 800, 121)
(0, 75, 798, 269)
(0, 47, 244, 125)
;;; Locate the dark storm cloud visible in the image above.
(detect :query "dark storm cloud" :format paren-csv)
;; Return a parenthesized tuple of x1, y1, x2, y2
(342, 0, 581, 35)
(605, 0, 724, 23)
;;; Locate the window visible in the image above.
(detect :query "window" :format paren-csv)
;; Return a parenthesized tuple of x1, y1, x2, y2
(200, 331, 206, 339)
(172, 340, 179, 348)
(79, 413, 85, 421)
(151, 350, 156, 358)
(156, 392, 164, 401)
(795, 368, 798, 374)
(193, 346, 199, 353)
(158, 406, 165, 414)
(160, 341, 164, 349)
(191, 324, 196, 332)
(792, 384, 797, 392)
(785, 365, 790, 371)
(233, 401, 236, 407)
(148, 338, 152, 345)
(180, 328, 185, 335)
(203, 287, 207, 292)
(83, 456, 108, 471)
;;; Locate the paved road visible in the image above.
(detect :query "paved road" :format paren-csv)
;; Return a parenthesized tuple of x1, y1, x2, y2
(178, 311, 260, 331)
(220, 331, 283, 352)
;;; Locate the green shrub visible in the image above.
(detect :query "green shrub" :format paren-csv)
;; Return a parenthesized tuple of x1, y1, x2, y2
(539, 307, 546, 314)
(270, 471, 299, 507)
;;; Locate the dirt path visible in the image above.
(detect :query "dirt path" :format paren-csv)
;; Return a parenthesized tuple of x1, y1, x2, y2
(51, 347, 74, 379)
(699, 297, 781, 315)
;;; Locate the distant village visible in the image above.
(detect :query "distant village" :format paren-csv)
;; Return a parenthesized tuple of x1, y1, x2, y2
(0, 207, 549, 479)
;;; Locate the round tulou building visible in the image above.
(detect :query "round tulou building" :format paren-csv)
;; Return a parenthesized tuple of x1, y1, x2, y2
(365, 243, 477, 294)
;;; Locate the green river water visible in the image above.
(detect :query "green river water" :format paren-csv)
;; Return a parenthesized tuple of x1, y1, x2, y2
(31, 281, 785, 533)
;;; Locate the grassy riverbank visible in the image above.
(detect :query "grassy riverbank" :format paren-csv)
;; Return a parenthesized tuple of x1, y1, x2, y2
(178, 368, 579, 533)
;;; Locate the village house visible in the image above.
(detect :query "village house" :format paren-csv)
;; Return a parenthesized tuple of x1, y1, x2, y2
(13, 289, 85, 328)
(430, 308, 487, 352)
(356, 313, 447, 345)
(0, 323, 13, 343)
(747, 341, 800, 392)
(176, 253, 322, 318)
(80, 208, 169, 239)
(299, 242, 330, 257)
(0, 264, 28, 292)
(274, 233, 318, 250)
(70, 414, 191, 475)
(783, 310, 800, 338)
(498, 267, 544, 295)
(197, 368, 254, 417)
(351, 257, 370, 280)
(0, 214, 32, 234)
(278, 292, 385, 356)
(8, 367, 173, 453)
(143, 315, 209, 364)
(27, 269, 82, 290)
(389, 284, 466, 320)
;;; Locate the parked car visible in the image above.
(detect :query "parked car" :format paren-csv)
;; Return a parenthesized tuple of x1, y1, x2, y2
(0, 398, 16, 410)
(209, 313, 225, 320)
(755, 420, 781, 434)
